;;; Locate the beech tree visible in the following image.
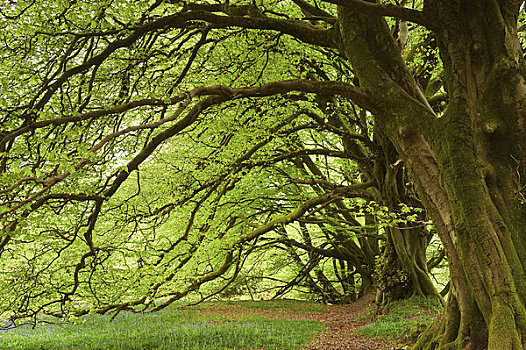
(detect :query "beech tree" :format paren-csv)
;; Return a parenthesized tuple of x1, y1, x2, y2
(336, 2, 526, 349)
(1, 0, 525, 349)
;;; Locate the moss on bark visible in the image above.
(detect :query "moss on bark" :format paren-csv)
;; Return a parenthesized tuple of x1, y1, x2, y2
(337, 1, 526, 348)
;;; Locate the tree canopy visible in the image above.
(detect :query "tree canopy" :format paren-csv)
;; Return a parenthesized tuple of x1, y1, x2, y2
(1, 1, 526, 349)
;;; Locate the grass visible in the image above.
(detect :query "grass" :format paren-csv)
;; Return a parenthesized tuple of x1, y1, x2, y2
(0, 301, 324, 350)
(204, 299, 324, 313)
(356, 296, 442, 341)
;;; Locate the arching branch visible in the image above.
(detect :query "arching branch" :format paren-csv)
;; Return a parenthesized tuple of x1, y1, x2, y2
(322, 0, 438, 29)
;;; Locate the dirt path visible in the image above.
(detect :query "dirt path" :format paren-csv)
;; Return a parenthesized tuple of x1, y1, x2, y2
(300, 294, 393, 350)
(194, 294, 395, 350)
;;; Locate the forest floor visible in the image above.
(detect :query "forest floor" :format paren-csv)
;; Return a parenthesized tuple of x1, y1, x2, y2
(301, 294, 396, 350)
(192, 293, 398, 350)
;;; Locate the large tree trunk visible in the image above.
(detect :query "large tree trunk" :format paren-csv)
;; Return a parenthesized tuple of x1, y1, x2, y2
(339, 1, 526, 348)
(373, 130, 442, 306)
(413, 2, 526, 348)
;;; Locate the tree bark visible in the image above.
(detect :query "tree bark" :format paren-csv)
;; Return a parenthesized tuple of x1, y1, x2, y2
(339, 1, 526, 348)
(373, 129, 442, 306)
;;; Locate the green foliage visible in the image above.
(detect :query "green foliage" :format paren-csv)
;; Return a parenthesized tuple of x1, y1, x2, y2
(356, 201, 425, 228)
(0, 0, 449, 317)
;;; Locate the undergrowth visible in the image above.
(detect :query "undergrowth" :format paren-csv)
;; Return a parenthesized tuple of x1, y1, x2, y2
(357, 296, 442, 342)
(0, 301, 324, 350)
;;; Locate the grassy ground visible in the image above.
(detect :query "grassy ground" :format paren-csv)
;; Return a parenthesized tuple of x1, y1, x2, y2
(189, 299, 325, 314)
(0, 301, 324, 350)
(0, 297, 439, 350)
(356, 296, 442, 344)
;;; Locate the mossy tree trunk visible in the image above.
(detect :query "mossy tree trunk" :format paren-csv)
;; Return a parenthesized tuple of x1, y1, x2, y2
(373, 129, 443, 307)
(333, 92, 441, 305)
(339, 1, 526, 349)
